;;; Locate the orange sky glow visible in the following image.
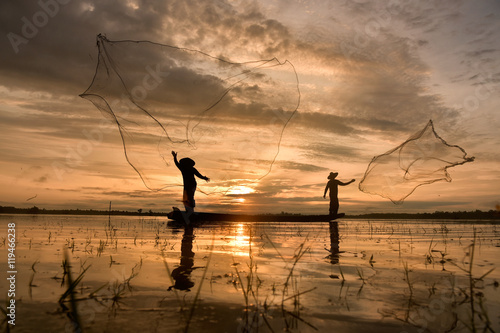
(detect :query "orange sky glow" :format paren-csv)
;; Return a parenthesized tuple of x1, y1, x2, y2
(0, 0, 499, 215)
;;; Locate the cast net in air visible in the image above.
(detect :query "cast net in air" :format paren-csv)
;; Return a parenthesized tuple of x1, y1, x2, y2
(359, 120, 474, 204)
(80, 34, 299, 193)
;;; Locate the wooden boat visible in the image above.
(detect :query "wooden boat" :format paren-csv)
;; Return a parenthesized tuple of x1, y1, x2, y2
(167, 208, 344, 224)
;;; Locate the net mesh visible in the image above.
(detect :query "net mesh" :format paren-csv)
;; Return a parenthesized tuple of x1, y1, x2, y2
(359, 120, 474, 204)
(80, 34, 300, 193)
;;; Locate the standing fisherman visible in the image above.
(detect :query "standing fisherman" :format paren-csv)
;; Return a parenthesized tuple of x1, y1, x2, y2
(172, 151, 210, 213)
(323, 172, 355, 218)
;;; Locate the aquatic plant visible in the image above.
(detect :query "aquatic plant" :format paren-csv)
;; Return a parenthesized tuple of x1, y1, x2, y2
(28, 260, 39, 299)
(0, 300, 11, 333)
(249, 231, 319, 332)
(402, 261, 414, 300)
(96, 240, 105, 257)
(84, 235, 93, 254)
(59, 250, 90, 333)
(450, 229, 496, 332)
(108, 280, 127, 315)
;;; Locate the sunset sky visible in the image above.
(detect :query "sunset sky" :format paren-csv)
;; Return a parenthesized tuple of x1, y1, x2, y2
(1, 0, 499, 215)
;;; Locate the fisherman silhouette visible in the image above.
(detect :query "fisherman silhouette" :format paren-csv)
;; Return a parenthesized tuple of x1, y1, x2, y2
(323, 172, 355, 218)
(172, 151, 210, 214)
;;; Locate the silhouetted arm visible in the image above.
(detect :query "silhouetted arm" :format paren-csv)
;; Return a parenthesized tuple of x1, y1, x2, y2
(338, 179, 355, 186)
(172, 151, 180, 169)
(193, 168, 209, 182)
(323, 183, 329, 198)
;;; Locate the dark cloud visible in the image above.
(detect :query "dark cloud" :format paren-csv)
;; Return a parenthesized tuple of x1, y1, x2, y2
(277, 161, 327, 172)
(1, 0, 460, 134)
(290, 112, 411, 137)
(101, 189, 173, 199)
(466, 49, 498, 58)
(0, 0, 497, 213)
(300, 142, 363, 162)
(34, 175, 48, 183)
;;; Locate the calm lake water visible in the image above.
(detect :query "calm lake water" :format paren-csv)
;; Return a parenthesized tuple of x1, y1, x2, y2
(1, 214, 499, 333)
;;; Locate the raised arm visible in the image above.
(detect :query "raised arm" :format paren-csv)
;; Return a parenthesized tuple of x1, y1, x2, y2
(172, 151, 180, 169)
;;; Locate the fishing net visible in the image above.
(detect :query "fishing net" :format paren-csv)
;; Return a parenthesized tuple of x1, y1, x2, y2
(80, 34, 299, 193)
(359, 120, 474, 204)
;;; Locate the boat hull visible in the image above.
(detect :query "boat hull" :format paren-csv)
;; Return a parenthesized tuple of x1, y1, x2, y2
(167, 209, 344, 224)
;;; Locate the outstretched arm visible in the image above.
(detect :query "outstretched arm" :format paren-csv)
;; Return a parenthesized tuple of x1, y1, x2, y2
(338, 179, 355, 186)
(193, 168, 210, 182)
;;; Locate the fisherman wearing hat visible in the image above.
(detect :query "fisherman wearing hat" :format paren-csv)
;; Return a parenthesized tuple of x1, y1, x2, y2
(172, 151, 210, 213)
(323, 172, 355, 218)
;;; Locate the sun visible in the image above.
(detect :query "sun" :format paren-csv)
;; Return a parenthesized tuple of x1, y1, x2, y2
(227, 186, 255, 195)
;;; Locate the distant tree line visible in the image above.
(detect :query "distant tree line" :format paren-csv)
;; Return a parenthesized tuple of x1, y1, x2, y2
(0, 205, 165, 216)
(0, 205, 499, 220)
(349, 210, 500, 220)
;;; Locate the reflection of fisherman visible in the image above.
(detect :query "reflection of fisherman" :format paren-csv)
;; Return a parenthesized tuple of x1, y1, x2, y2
(168, 226, 197, 291)
(327, 222, 340, 264)
(323, 172, 355, 217)
(172, 151, 210, 213)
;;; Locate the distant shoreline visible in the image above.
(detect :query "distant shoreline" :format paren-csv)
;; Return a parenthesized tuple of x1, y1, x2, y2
(1, 205, 499, 220)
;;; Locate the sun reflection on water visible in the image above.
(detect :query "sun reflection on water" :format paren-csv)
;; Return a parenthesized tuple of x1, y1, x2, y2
(227, 223, 252, 257)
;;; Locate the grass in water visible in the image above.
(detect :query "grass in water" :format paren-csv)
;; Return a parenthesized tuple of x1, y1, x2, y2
(233, 228, 275, 333)
(59, 250, 91, 333)
(28, 260, 39, 300)
(260, 231, 318, 332)
(451, 228, 496, 333)
(0, 300, 12, 333)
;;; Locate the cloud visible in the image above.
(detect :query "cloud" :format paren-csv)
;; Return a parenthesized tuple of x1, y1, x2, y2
(0, 0, 498, 212)
(1, 0, 459, 134)
(300, 142, 363, 162)
(34, 175, 48, 183)
(277, 161, 328, 172)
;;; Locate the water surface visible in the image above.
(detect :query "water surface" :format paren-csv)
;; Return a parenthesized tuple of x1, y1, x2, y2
(1, 214, 499, 332)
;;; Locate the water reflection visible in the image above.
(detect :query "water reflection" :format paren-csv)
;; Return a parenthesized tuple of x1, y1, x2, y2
(230, 223, 252, 257)
(326, 222, 340, 264)
(3, 215, 499, 333)
(168, 225, 197, 291)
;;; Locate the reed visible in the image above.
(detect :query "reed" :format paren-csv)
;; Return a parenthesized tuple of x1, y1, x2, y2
(450, 229, 495, 332)
(268, 235, 318, 331)
(28, 260, 39, 299)
(59, 250, 90, 333)
(369, 254, 375, 268)
(402, 261, 413, 300)
(338, 265, 346, 282)
(0, 300, 10, 333)
(108, 280, 127, 315)
(233, 228, 276, 332)
(96, 240, 105, 257)
(124, 259, 142, 292)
